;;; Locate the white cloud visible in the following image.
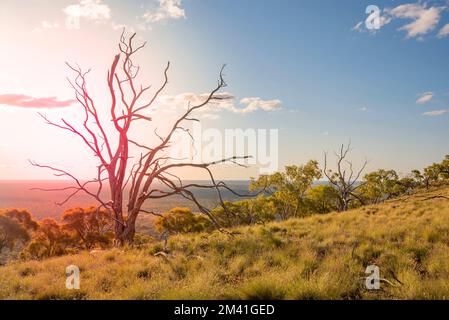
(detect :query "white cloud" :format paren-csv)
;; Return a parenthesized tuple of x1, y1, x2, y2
(42, 21, 60, 29)
(238, 97, 282, 113)
(422, 109, 448, 116)
(32, 21, 60, 33)
(438, 23, 449, 38)
(358, 107, 369, 112)
(156, 92, 232, 112)
(416, 92, 433, 104)
(143, 0, 186, 23)
(111, 22, 149, 33)
(351, 10, 391, 33)
(200, 113, 220, 120)
(155, 92, 282, 115)
(387, 3, 443, 38)
(353, 3, 444, 38)
(379, 15, 393, 29)
(351, 21, 364, 32)
(64, 0, 111, 29)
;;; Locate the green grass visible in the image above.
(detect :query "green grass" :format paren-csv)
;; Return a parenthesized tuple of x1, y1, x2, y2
(1, 187, 449, 299)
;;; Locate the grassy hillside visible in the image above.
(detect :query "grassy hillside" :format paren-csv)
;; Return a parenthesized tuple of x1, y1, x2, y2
(1, 187, 449, 300)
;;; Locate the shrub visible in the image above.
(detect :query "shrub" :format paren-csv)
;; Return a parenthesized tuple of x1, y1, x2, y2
(0, 209, 38, 253)
(61, 207, 114, 249)
(155, 208, 211, 234)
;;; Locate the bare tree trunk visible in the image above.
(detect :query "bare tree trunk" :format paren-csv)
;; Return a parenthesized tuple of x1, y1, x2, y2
(31, 30, 251, 245)
(115, 224, 135, 246)
(323, 142, 367, 212)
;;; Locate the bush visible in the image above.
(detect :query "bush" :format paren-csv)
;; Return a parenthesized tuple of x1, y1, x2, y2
(155, 208, 211, 235)
(211, 197, 278, 228)
(20, 207, 115, 260)
(20, 218, 72, 259)
(61, 207, 114, 249)
(0, 209, 39, 255)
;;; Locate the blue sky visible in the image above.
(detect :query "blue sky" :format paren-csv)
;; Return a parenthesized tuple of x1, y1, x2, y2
(178, 0, 449, 175)
(0, 0, 449, 179)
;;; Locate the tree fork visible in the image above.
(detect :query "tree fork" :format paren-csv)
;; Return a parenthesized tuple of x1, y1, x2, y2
(31, 30, 252, 245)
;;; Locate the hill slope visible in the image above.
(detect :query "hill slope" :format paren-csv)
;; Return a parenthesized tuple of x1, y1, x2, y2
(1, 187, 449, 300)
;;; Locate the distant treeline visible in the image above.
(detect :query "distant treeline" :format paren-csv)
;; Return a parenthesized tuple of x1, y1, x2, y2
(155, 153, 449, 234)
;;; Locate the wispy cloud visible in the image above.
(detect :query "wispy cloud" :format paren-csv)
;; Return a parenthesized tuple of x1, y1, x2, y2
(438, 23, 449, 38)
(156, 92, 281, 115)
(64, 0, 111, 29)
(36, 0, 185, 32)
(387, 3, 443, 38)
(143, 0, 186, 23)
(416, 92, 433, 104)
(351, 9, 392, 33)
(200, 113, 220, 120)
(358, 107, 369, 112)
(42, 21, 60, 29)
(351, 21, 364, 32)
(353, 3, 444, 39)
(0, 94, 75, 109)
(422, 109, 448, 116)
(32, 21, 60, 33)
(238, 97, 282, 113)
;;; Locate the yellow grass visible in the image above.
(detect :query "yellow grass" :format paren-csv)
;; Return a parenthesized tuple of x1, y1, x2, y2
(1, 187, 449, 299)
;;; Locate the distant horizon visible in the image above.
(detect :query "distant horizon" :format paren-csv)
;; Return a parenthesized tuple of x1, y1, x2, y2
(0, 179, 255, 220)
(0, 179, 337, 183)
(0, 179, 253, 182)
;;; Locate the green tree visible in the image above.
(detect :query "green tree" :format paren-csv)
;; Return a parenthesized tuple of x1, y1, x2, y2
(438, 155, 449, 178)
(61, 207, 114, 249)
(212, 196, 278, 227)
(423, 163, 442, 189)
(0, 209, 38, 253)
(306, 185, 340, 214)
(250, 160, 322, 219)
(155, 208, 211, 235)
(0, 215, 29, 252)
(21, 218, 72, 259)
(358, 169, 403, 204)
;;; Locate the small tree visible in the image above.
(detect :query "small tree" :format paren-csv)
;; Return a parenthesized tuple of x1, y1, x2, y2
(212, 196, 277, 227)
(22, 218, 72, 259)
(0, 209, 38, 253)
(155, 207, 211, 235)
(250, 160, 322, 219)
(423, 163, 442, 189)
(306, 185, 340, 214)
(358, 169, 403, 204)
(323, 142, 367, 211)
(0, 216, 29, 252)
(438, 155, 449, 178)
(412, 156, 449, 190)
(31, 31, 249, 245)
(62, 207, 114, 249)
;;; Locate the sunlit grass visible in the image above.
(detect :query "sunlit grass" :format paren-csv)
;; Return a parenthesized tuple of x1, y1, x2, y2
(1, 187, 449, 299)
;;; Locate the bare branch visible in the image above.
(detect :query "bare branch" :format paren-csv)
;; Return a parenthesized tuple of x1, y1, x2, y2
(31, 30, 246, 245)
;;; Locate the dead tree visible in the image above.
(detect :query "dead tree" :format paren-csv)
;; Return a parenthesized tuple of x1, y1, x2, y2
(31, 31, 251, 245)
(323, 142, 367, 211)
